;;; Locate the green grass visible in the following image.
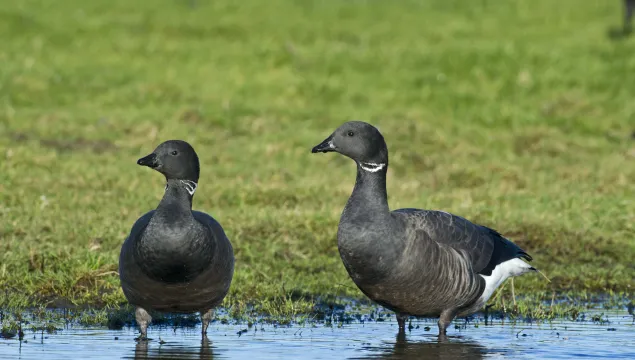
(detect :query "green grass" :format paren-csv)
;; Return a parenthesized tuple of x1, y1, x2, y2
(0, 0, 634, 321)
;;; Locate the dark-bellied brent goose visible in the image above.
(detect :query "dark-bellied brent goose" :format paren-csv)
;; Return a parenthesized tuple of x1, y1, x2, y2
(311, 121, 537, 337)
(119, 140, 234, 341)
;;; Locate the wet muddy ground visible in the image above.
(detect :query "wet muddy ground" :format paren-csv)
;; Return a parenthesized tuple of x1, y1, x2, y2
(1, 310, 634, 359)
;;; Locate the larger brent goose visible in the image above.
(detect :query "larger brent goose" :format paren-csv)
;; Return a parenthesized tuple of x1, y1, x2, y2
(311, 121, 537, 337)
(119, 140, 234, 341)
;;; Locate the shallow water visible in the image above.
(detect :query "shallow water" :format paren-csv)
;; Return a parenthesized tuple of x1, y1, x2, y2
(2, 311, 634, 359)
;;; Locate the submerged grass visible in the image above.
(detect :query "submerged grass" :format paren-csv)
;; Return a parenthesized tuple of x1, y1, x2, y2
(0, 294, 632, 333)
(0, 0, 634, 322)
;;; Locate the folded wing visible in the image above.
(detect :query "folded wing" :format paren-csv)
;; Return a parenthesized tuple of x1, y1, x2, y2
(392, 209, 532, 276)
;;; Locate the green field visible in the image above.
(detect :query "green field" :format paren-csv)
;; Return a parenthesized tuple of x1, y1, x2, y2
(0, 0, 633, 322)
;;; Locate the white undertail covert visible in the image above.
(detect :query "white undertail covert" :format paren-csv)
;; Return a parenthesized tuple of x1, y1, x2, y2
(478, 258, 533, 305)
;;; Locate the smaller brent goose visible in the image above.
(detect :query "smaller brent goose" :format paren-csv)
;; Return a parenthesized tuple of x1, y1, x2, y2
(119, 140, 234, 341)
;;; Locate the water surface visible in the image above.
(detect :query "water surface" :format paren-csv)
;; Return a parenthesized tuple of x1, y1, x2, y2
(2, 311, 634, 359)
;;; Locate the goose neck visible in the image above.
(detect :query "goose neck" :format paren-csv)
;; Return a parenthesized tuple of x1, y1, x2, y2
(347, 163, 390, 215)
(155, 179, 197, 218)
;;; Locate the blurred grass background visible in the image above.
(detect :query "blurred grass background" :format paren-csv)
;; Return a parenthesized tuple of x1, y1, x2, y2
(0, 0, 633, 316)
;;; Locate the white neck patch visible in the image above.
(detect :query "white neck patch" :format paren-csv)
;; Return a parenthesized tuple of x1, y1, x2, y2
(180, 180, 198, 196)
(359, 162, 386, 173)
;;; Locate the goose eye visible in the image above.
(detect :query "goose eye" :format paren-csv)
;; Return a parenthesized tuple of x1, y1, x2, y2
(347, 131, 354, 137)
(171, 150, 178, 156)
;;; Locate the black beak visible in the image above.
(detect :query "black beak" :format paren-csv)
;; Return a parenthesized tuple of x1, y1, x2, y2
(137, 153, 159, 168)
(311, 135, 336, 153)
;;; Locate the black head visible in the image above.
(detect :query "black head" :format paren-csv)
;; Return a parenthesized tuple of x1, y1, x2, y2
(137, 140, 200, 182)
(311, 121, 388, 166)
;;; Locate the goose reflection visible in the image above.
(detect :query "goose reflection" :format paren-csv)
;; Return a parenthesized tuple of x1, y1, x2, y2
(362, 331, 487, 360)
(133, 336, 214, 359)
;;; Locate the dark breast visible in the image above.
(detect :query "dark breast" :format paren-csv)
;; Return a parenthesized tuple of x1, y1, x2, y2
(337, 221, 404, 289)
(133, 227, 216, 284)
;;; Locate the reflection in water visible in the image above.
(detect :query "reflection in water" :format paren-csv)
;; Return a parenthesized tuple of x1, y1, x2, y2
(3, 311, 634, 359)
(360, 332, 489, 360)
(132, 336, 214, 359)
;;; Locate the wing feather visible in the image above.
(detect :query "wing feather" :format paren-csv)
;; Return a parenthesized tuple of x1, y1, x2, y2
(392, 209, 531, 276)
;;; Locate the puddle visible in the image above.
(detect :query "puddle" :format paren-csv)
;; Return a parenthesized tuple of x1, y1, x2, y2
(1, 311, 634, 359)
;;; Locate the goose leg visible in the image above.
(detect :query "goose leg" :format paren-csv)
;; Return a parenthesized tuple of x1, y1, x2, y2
(437, 309, 457, 340)
(396, 313, 408, 333)
(201, 309, 214, 337)
(135, 307, 152, 341)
